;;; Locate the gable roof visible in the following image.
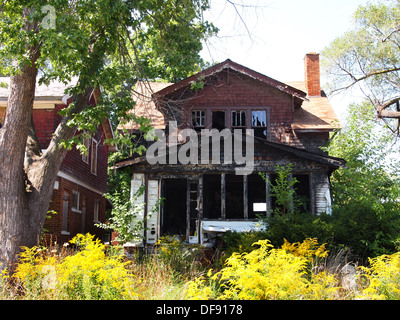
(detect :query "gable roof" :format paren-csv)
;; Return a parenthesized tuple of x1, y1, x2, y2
(118, 58, 340, 133)
(154, 59, 308, 101)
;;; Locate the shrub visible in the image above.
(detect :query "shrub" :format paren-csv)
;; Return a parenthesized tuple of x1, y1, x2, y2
(186, 238, 340, 300)
(13, 233, 140, 300)
(358, 252, 400, 300)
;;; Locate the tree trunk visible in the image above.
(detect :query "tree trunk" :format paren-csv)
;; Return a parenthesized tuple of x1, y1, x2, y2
(0, 53, 39, 270)
(0, 8, 102, 272)
(0, 82, 94, 271)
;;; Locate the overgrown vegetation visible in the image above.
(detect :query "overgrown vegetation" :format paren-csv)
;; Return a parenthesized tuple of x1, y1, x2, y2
(224, 102, 400, 262)
(0, 234, 205, 300)
(3, 234, 400, 300)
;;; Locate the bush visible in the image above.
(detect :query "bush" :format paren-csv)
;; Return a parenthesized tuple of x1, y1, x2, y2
(186, 238, 340, 300)
(359, 252, 400, 300)
(12, 234, 140, 300)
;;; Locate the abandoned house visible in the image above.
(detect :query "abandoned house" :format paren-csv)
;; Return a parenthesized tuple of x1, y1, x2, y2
(115, 53, 346, 247)
(0, 79, 116, 244)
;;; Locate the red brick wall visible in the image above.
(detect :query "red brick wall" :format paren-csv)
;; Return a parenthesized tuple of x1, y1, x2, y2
(167, 69, 294, 144)
(44, 177, 107, 244)
(32, 108, 56, 149)
(186, 70, 293, 124)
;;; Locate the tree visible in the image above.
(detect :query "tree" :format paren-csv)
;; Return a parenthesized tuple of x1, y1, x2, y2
(0, 0, 216, 270)
(322, 0, 400, 133)
(324, 102, 400, 257)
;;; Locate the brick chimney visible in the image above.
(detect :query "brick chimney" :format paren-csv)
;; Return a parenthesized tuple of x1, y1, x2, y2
(304, 53, 321, 96)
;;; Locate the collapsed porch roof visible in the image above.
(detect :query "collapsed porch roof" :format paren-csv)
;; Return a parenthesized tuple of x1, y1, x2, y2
(113, 134, 346, 170)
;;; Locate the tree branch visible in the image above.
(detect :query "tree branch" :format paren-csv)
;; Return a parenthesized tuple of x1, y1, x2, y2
(331, 67, 400, 93)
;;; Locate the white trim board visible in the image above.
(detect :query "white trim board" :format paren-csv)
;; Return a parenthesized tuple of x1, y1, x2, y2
(57, 171, 105, 195)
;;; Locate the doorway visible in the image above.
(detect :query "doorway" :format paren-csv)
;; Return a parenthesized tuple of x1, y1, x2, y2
(161, 179, 186, 237)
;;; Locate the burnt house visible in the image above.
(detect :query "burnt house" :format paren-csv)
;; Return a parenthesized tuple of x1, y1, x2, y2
(115, 53, 345, 246)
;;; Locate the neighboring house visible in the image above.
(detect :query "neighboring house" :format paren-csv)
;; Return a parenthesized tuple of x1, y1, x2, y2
(0, 78, 115, 244)
(116, 53, 346, 247)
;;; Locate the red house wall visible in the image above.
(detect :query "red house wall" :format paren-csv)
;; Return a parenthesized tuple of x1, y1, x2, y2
(186, 70, 293, 125)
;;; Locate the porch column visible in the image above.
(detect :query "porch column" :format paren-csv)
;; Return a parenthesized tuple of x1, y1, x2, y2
(243, 175, 248, 219)
(265, 173, 272, 217)
(221, 173, 226, 219)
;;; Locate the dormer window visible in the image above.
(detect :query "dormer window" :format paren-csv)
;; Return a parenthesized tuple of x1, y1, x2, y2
(192, 110, 206, 129)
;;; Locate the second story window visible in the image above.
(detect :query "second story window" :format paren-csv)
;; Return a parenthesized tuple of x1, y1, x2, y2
(192, 110, 206, 128)
(252, 110, 267, 139)
(82, 137, 90, 164)
(91, 138, 98, 175)
(232, 110, 246, 127)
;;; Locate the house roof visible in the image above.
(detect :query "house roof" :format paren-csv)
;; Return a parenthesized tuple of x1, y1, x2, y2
(118, 59, 340, 133)
(287, 81, 341, 131)
(154, 59, 308, 101)
(0, 77, 78, 105)
(117, 81, 173, 131)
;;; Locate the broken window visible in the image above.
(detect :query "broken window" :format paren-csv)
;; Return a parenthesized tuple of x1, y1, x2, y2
(252, 110, 267, 139)
(212, 111, 226, 130)
(192, 110, 206, 128)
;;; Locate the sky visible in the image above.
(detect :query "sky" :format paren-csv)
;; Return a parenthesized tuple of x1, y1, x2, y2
(200, 0, 368, 120)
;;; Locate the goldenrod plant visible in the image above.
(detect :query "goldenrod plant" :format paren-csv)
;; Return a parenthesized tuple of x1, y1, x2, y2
(4, 234, 400, 300)
(186, 238, 340, 300)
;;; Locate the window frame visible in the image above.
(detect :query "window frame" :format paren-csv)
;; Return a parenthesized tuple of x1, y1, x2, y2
(231, 110, 247, 128)
(71, 190, 81, 213)
(82, 137, 90, 164)
(192, 110, 206, 128)
(93, 199, 100, 222)
(251, 109, 268, 139)
(91, 138, 98, 175)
